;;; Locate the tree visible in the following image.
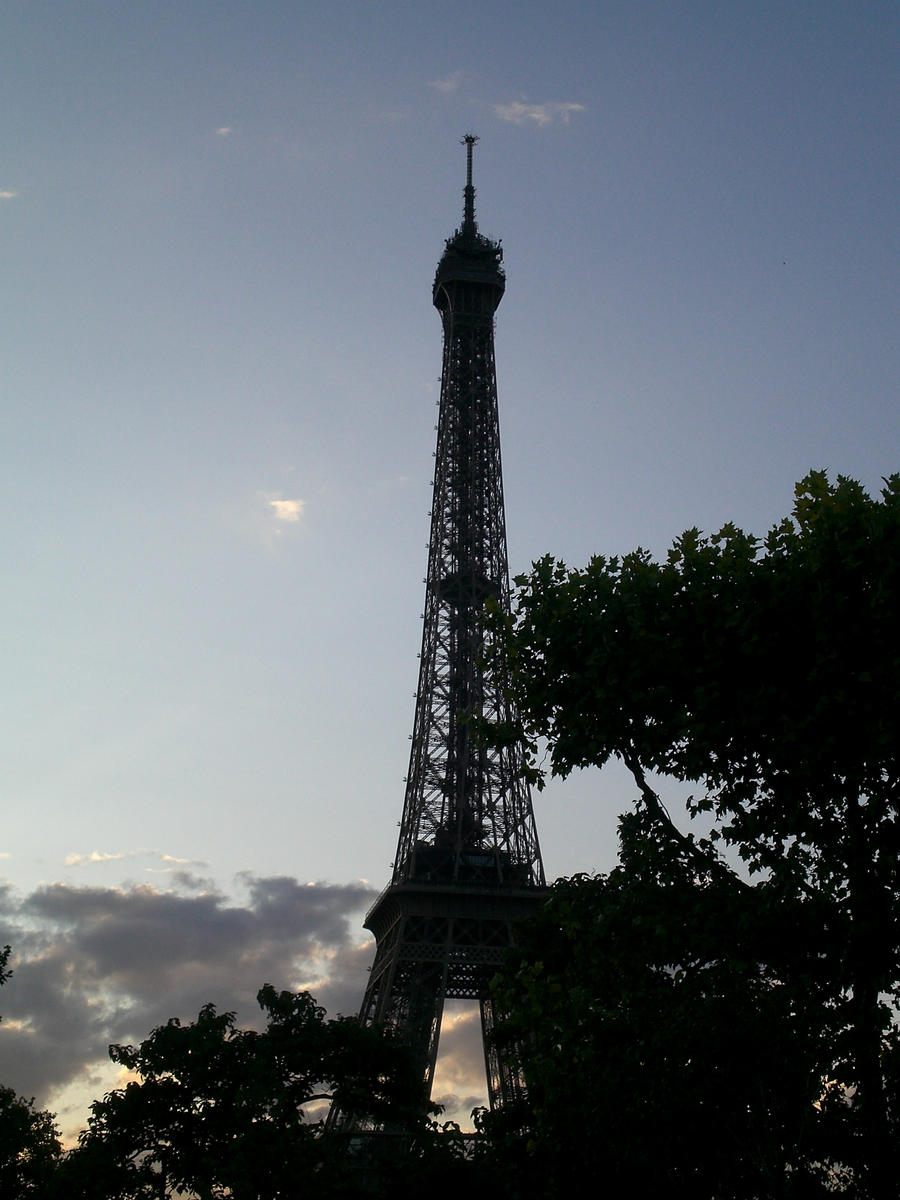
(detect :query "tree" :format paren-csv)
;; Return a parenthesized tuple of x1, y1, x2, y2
(489, 472, 900, 1197)
(0, 1087, 63, 1199)
(58, 986, 433, 1199)
(486, 814, 850, 1198)
(0, 948, 64, 1198)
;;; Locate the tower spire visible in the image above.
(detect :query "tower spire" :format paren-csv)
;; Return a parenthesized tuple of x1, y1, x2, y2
(462, 132, 478, 232)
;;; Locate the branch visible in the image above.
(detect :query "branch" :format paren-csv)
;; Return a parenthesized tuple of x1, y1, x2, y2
(621, 752, 748, 892)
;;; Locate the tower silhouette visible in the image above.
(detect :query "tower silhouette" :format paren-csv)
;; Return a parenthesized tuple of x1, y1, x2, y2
(356, 136, 546, 1115)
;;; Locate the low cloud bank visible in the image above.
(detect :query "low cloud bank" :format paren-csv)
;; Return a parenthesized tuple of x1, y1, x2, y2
(0, 873, 490, 1133)
(0, 875, 374, 1108)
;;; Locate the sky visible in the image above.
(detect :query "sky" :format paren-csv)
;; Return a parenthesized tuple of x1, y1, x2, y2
(1, 0, 897, 1139)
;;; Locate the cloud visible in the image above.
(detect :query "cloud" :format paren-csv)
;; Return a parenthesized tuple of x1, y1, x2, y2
(240, 492, 309, 549)
(216, 127, 233, 137)
(269, 498, 305, 524)
(431, 1004, 489, 1125)
(63, 848, 208, 871)
(0, 875, 376, 1129)
(0, 874, 492, 1138)
(494, 100, 585, 127)
(429, 71, 463, 95)
(165, 869, 217, 891)
(0, 190, 18, 200)
(64, 850, 131, 867)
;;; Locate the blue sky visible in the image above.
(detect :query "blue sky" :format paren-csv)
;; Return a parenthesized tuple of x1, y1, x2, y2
(1, 0, 897, 1135)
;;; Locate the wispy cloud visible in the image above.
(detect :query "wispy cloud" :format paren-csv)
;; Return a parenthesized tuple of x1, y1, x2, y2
(269, 498, 305, 524)
(64, 849, 207, 870)
(239, 492, 309, 549)
(429, 71, 463, 95)
(216, 126, 233, 137)
(494, 100, 585, 127)
(65, 850, 130, 867)
(0, 189, 18, 200)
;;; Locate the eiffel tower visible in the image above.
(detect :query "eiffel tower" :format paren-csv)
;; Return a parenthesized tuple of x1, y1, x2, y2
(357, 136, 546, 1115)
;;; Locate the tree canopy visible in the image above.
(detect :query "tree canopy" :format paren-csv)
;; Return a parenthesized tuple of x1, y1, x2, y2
(488, 471, 900, 1198)
(0, 1086, 63, 1199)
(2, 965, 489, 1199)
(486, 816, 853, 1198)
(57, 985, 432, 1199)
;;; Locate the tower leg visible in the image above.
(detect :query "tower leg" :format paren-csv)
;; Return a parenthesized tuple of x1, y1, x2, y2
(481, 991, 526, 1111)
(383, 959, 446, 1097)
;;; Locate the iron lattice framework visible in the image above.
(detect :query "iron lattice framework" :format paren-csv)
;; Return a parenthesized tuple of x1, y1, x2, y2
(357, 137, 546, 1115)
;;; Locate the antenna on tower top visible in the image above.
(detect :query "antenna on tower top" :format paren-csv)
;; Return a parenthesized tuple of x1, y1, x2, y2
(461, 133, 479, 231)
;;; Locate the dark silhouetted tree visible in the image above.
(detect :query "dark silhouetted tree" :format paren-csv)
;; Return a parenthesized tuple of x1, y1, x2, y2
(485, 814, 851, 1198)
(0, 1087, 63, 1199)
(58, 985, 433, 1198)
(487, 471, 900, 1198)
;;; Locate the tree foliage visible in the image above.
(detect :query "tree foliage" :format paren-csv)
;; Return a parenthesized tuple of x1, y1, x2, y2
(486, 816, 858, 1198)
(0, 1086, 63, 1199)
(58, 986, 432, 1199)
(488, 472, 900, 1197)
